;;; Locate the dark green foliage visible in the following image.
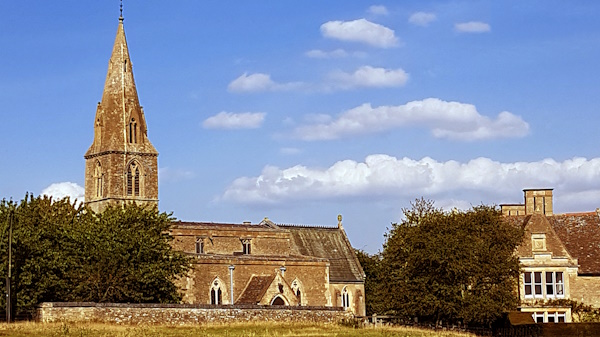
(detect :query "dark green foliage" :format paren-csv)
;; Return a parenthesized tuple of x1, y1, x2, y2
(380, 198, 523, 326)
(0, 194, 190, 316)
(355, 250, 385, 316)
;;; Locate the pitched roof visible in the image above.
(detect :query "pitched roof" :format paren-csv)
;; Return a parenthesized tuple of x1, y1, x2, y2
(549, 212, 600, 275)
(516, 214, 574, 260)
(281, 225, 365, 283)
(235, 275, 275, 304)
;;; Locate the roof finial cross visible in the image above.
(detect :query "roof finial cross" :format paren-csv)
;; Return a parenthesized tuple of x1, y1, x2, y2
(119, 0, 124, 20)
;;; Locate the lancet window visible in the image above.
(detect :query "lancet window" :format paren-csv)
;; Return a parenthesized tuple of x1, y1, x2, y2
(127, 162, 141, 196)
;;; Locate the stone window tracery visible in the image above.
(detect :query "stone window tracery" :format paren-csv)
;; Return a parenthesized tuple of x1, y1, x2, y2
(127, 162, 141, 197)
(241, 239, 251, 255)
(341, 287, 350, 310)
(129, 118, 137, 144)
(210, 279, 222, 305)
(195, 237, 204, 254)
(94, 161, 103, 198)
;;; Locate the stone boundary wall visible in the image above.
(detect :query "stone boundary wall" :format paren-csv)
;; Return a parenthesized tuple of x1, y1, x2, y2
(37, 302, 352, 325)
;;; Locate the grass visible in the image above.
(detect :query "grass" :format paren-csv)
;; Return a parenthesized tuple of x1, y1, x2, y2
(0, 322, 476, 337)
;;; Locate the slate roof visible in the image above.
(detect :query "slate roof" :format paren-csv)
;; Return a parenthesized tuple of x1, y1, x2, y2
(235, 275, 275, 304)
(548, 212, 600, 275)
(505, 211, 600, 275)
(281, 225, 365, 283)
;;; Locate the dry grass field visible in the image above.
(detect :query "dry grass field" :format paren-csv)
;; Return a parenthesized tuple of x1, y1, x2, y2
(0, 322, 476, 337)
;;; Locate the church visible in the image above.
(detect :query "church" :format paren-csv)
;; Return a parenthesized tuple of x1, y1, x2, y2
(83, 13, 366, 316)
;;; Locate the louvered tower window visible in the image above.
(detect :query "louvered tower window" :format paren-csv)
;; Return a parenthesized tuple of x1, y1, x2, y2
(127, 162, 140, 196)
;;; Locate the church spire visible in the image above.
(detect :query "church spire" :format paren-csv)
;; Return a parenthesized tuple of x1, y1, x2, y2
(84, 11, 159, 213)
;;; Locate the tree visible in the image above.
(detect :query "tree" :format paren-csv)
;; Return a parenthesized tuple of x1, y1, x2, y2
(0, 195, 191, 316)
(69, 203, 190, 303)
(355, 250, 385, 316)
(381, 198, 523, 326)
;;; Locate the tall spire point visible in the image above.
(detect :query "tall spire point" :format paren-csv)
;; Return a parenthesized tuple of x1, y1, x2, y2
(119, 0, 124, 21)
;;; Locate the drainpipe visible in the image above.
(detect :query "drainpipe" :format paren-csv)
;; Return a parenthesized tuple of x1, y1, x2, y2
(228, 265, 235, 305)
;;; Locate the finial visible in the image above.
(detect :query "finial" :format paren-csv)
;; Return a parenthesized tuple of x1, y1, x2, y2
(337, 214, 343, 229)
(119, 0, 124, 21)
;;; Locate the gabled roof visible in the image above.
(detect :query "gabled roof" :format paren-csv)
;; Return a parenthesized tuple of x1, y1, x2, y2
(516, 214, 574, 261)
(549, 212, 600, 275)
(281, 225, 365, 283)
(235, 275, 275, 304)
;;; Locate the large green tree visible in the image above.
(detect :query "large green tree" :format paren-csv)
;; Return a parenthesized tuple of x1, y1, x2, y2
(0, 195, 190, 316)
(355, 250, 385, 316)
(381, 199, 523, 326)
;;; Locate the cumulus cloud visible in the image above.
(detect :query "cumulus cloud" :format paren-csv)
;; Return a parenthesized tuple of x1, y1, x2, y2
(227, 73, 304, 93)
(305, 49, 366, 59)
(320, 19, 399, 48)
(203, 111, 266, 129)
(368, 5, 389, 16)
(455, 21, 491, 33)
(222, 156, 600, 210)
(408, 12, 437, 27)
(327, 65, 409, 89)
(41, 182, 85, 203)
(293, 98, 529, 141)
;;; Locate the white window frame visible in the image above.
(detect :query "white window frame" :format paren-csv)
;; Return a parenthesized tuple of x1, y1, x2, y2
(532, 311, 567, 323)
(523, 271, 564, 299)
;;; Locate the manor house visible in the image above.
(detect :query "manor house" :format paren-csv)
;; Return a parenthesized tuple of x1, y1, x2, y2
(502, 189, 600, 323)
(83, 13, 366, 315)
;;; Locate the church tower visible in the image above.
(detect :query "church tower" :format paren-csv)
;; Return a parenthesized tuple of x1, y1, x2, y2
(84, 13, 158, 212)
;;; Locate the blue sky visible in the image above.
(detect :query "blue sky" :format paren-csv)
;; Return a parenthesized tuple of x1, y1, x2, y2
(1, 1, 599, 253)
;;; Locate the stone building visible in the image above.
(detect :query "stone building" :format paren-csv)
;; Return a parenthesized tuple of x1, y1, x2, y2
(84, 13, 366, 316)
(84, 14, 159, 213)
(172, 217, 366, 315)
(502, 189, 600, 323)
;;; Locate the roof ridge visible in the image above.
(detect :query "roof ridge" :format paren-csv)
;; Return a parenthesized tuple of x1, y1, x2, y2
(278, 223, 338, 229)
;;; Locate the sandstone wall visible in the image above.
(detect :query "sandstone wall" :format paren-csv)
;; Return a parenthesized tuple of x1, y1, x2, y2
(570, 276, 600, 308)
(181, 258, 329, 306)
(37, 302, 352, 325)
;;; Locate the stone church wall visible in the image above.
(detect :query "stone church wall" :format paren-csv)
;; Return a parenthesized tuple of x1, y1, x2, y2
(181, 258, 329, 306)
(37, 302, 352, 324)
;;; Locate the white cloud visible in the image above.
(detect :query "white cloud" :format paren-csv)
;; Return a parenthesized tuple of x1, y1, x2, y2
(203, 111, 266, 129)
(227, 73, 304, 93)
(455, 21, 491, 33)
(320, 19, 399, 48)
(293, 98, 529, 141)
(368, 5, 389, 16)
(408, 12, 437, 27)
(328, 65, 409, 89)
(41, 182, 85, 203)
(222, 156, 600, 210)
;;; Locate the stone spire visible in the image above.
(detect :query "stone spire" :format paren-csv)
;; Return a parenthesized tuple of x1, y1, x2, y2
(84, 14, 159, 212)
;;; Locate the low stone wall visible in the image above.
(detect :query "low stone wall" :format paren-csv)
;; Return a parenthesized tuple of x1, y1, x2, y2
(37, 302, 352, 325)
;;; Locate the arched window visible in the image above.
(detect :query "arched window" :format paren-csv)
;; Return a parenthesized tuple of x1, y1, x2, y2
(210, 279, 223, 305)
(95, 161, 103, 198)
(341, 287, 350, 310)
(291, 279, 303, 306)
(127, 162, 141, 197)
(129, 118, 137, 144)
(271, 296, 286, 306)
